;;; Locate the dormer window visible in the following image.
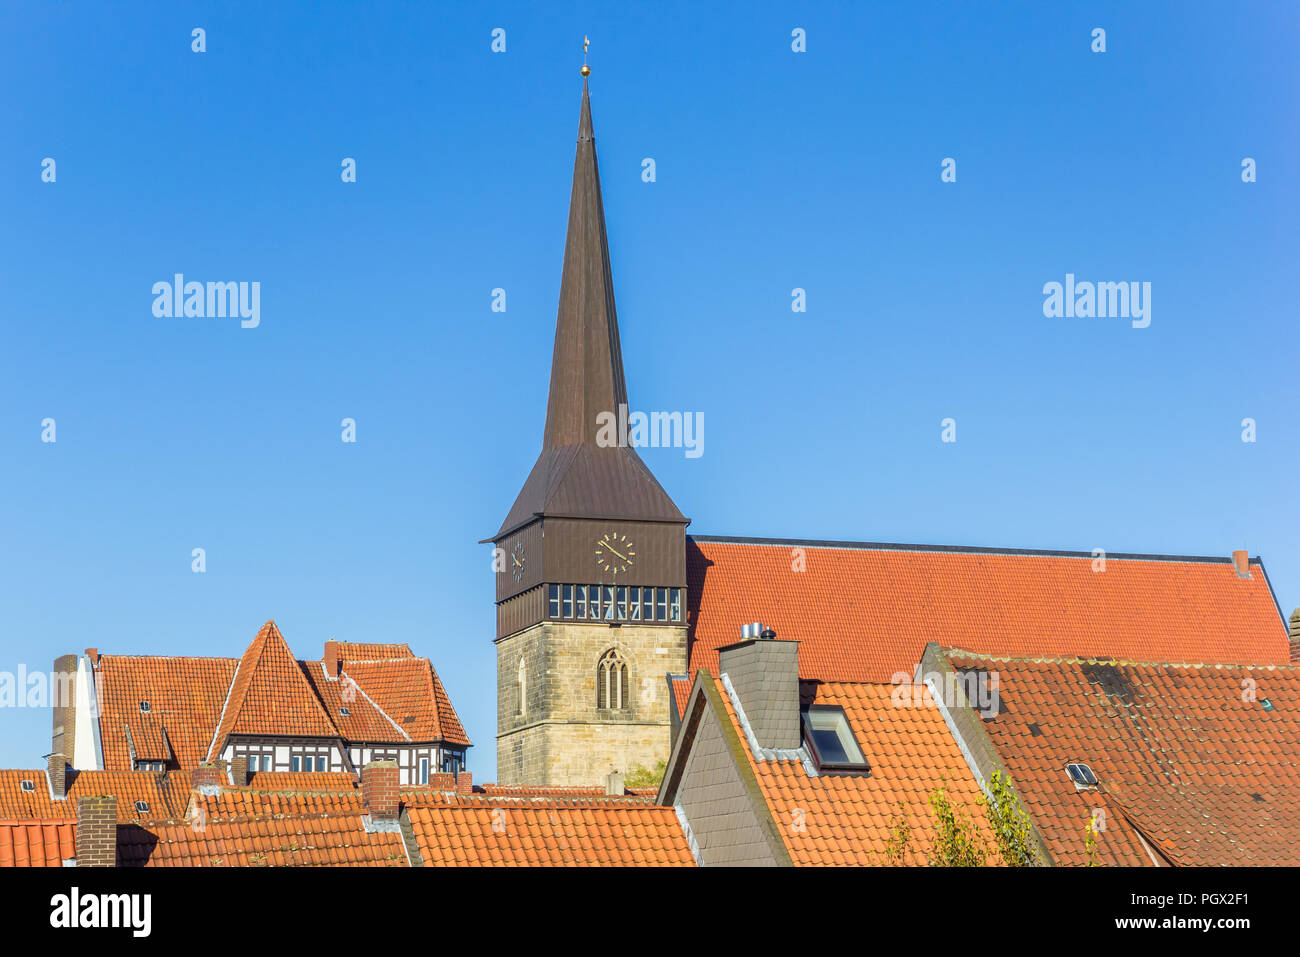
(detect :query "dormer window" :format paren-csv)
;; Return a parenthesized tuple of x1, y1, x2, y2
(134, 800, 150, 814)
(20, 779, 35, 793)
(139, 700, 151, 714)
(1067, 762, 1099, 788)
(801, 705, 870, 773)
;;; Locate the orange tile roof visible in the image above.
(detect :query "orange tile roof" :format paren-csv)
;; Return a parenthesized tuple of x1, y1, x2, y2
(302, 660, 412, 742)
(95, 622, 468, 769)
(408, 785, 651, 805)
(945, 649, 1300, 866)
(341, 657, 470, 747)
(404, 802, 693, 866)
(0, 770, 192, 823)
(96, 655, 237, 770)
(0, 821, 74, 867)
(207, 621, 338, 758)
(118, 809, 407, 867)
(187, 788, 365, 823)
(688, 538, 1289, 683)
(243, 772, 358, 792)
(705, 673, 993, 866)
(337, 642, 414, 660)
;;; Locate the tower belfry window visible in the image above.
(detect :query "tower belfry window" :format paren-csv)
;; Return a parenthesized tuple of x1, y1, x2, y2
(597, 649, 628, 710)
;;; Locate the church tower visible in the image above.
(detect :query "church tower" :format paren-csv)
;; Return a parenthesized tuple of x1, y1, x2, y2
(489, 76, 689, 786)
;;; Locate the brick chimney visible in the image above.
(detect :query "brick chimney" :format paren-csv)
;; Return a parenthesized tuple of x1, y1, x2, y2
(230, 755, 249, 787)
(193, 763, 225, 796)
(75, 795, 117, 867)
(605, 770, 624, 796)
(1232, 550, 1252, 578)
(361, 761, 399, 821)
(1290, 609, 1300, 664)
(718, 625, 801, 751)
(324, 640, 342, 678)
(84, 647, 99, 666)
(47, 752, 67, 800)
(51, 654, 78, 765)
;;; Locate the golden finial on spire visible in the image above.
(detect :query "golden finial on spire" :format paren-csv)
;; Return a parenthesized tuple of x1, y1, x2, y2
(581, 36, 590, 76)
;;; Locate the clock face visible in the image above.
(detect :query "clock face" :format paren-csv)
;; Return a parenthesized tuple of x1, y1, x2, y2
(510, 540, 526, 582)
(595, 532, 635, 575)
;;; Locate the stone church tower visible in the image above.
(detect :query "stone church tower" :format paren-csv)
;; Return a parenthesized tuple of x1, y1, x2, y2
(488, 77, 689, 786)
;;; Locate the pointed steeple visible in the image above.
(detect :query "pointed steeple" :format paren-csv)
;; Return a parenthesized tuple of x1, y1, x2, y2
(543, 78, 628, 449)
(492, 78, 685, 540)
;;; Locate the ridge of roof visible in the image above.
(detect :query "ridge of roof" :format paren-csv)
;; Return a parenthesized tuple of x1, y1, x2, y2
(942, 647, 1300, 672)
(338, 666, 412, 743)
(690, 533, 1255, 565)
(99, 654, 241, 664)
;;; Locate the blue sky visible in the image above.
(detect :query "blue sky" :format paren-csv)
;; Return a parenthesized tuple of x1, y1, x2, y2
(1, 1, 1296, 776)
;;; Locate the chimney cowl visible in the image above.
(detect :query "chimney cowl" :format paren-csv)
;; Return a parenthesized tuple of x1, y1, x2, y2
(741, 622, 767, 641)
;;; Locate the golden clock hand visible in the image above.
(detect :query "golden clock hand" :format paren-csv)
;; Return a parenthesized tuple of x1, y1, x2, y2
(604, 544, 630, 562)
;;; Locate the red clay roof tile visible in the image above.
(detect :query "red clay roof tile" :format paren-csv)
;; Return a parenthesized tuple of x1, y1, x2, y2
(945, 649, 1300, 865)
(689, 539, 1288, 683)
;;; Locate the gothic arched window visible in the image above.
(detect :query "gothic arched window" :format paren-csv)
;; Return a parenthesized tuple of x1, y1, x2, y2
(517, 656, 527, 717)
(596, 649, 628, 710)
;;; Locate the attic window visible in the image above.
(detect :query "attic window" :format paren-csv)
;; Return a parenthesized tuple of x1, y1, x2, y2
(139, 700, 151, 714)
(801, 705, 870, 773)
(1067, 763, 1099, 788)
(134, 800, 150, 814)
(339, 706, 351, 716)
(20, 779, 35, 793)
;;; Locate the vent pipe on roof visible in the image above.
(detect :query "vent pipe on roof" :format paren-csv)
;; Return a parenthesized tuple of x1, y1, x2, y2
(741, 622, 768, 641)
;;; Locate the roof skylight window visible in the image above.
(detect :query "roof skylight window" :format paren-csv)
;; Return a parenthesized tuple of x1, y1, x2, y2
(20, 779, 35, 793)
(1066, 763, 1098, 788)
(801, 705, 870, 773)
(134, 800, 150, 814)
(139, 700, 151, 714)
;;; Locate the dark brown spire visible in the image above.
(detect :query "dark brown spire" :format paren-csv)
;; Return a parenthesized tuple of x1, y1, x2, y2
(543, 78, 627, 448)
(492, 79, 685, 540)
